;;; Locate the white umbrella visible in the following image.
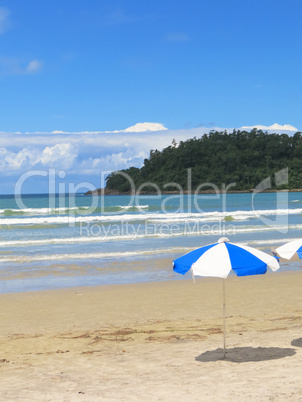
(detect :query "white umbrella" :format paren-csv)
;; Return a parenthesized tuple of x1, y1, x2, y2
(274, 239, 302, 260)
(173, 237, 280, 357)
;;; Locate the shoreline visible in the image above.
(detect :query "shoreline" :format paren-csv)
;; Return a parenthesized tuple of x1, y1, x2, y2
(0, 269, 301, 325)
(1, 269, 301, 336)
(1, 250, 301, 296)
(85, 188, 302, 196)
(1, 256, 300, 296)
(2, 188, 302, 196)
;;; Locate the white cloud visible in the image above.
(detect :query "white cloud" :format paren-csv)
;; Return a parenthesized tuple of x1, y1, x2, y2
(0, 143, 77, 173)
(0, 122, 299, 182)
(0, 147, 40, 171)
(241, 123, 298, 132)
(50, 122, 168, 134)
(124, 122, 168, 132)
(0, 58, 43, 75)
(39, 143, 77, 169)
(0, 7, 10, 34)
(26, 59, 43, 74)
(79, 150, 148, 174)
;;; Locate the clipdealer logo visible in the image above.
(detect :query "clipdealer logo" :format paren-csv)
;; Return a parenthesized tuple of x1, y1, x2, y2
(13, 167, 291, 234)
(252, 168, 289, 233)
(79, 220, 237, 239)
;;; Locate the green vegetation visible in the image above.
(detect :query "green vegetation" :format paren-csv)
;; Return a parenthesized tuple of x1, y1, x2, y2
(105, 129, 302, 193)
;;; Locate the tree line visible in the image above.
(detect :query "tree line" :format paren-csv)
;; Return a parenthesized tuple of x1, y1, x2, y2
(105, 129, 302, 193)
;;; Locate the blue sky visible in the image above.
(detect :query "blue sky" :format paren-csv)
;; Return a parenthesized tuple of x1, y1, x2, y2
(0, 0, 301, 193)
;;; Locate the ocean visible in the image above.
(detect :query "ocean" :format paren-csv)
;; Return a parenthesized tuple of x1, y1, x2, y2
(0, 191, 302, 293)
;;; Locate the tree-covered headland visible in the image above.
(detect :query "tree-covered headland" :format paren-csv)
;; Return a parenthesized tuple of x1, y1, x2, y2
(104, 129, 302, 193)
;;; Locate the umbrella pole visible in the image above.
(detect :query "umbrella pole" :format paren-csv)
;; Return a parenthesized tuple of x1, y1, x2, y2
(222, 278, 226, 358)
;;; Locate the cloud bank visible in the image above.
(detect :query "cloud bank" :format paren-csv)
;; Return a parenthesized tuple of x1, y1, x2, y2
(241, 123, 298, 132)
(0, 122, 299, 193)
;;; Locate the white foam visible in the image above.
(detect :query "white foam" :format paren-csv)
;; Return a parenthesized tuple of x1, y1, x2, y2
(246, 237, 302, 246)
(0, 246, 191, 263)
(0, 206, 89, 215)
(1, 223, 302, 247)
(1, 208, 301, 226)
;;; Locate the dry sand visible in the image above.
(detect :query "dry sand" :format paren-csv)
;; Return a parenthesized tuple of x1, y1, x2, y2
(0, 271, 302, 401)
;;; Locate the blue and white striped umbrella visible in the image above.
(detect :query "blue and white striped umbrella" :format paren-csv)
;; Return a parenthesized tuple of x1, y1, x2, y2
(173, 237, 279, 278)
(274, 239, 302, 260)
(173, 237, 280, 358)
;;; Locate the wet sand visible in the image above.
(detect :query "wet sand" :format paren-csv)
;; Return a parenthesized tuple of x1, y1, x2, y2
(0, 271, 302, 401)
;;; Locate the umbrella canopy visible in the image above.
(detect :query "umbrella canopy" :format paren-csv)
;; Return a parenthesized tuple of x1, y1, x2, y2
(173, 237, 280, 278)
(274, 239, 302, 260)
(173, 237, 280, 358)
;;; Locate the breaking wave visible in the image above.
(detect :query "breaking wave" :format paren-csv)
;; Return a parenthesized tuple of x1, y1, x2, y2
(1, 223, 302, 248)
(0, 208, 301, 227)
(0, 204, 150, 217)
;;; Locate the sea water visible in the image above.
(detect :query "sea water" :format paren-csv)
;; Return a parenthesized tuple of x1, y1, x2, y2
(0, 191, 302, 293)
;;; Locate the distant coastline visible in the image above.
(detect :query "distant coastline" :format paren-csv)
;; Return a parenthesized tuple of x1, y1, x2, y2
(85, 188, 302, 196)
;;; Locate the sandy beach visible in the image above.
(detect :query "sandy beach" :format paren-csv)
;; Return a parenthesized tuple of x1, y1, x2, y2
(0, 271, 302, 401)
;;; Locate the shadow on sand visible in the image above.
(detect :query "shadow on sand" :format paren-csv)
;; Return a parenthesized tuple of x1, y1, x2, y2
(195, 346, 296, 363)
(291, 338, 302, 348)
